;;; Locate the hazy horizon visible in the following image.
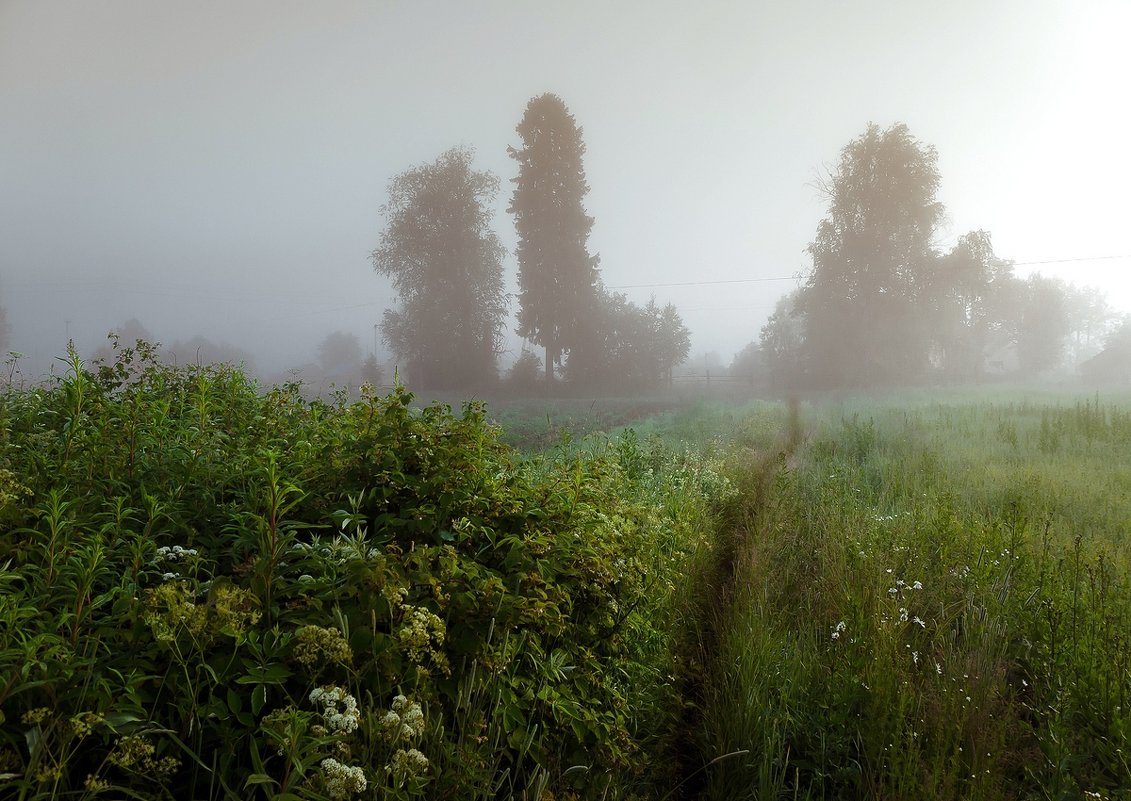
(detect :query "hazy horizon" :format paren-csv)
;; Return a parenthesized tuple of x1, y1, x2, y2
(3, 0, 1129, 379)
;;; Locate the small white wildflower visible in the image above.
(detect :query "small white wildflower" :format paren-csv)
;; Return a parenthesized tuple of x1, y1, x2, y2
(912, 651, 919, 665)
(310, 686, 360, 735)
(161, 572, 180, 581)
(321, 757, 366, 799)
(912, 616, 926, 628)
(401, 704, 425, 736)
(899, 608, 909, 623)
(912, 580, 923, 590)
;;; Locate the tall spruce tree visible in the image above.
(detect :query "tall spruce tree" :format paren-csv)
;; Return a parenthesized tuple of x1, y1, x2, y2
(508, 94, 599, 383)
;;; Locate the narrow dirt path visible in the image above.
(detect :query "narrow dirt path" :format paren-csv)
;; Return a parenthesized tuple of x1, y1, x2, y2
(666, 400, 802, 800)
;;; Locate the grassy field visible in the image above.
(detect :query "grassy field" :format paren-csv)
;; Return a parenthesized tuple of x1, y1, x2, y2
(2, 348, 1129, 800)
(690, 391, 1131, 800)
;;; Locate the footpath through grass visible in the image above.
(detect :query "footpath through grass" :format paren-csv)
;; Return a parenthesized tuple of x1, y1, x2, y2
(691, 392, 1131, 801)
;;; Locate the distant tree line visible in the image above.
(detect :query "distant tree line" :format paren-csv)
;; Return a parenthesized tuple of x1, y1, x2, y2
(372, 94, 690, 393)
(90, 321, 384, 394)
(738, 123, 1126, 390)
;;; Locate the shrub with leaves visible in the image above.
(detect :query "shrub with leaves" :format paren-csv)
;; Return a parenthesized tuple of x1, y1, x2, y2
(0, 343, 706, 799)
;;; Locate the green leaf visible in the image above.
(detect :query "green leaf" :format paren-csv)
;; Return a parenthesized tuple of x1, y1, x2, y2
(102, 712, 144, 731)
(244, 773, 277, 788)
(251, 683, 266, 716)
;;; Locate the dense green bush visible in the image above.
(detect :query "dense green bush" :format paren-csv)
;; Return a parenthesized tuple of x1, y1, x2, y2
(0, 344, 732, 800)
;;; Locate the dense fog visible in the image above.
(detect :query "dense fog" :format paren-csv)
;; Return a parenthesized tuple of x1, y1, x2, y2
(2, 1, 1129, 391)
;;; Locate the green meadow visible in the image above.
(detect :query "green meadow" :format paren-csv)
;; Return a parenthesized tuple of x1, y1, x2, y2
(1, 348, 1129, 800)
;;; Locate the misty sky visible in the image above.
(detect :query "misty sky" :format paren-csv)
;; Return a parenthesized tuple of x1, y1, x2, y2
(2, 0, 1129, 377)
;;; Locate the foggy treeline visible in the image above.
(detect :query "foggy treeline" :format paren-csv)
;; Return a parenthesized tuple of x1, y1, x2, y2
(372, 93, 690, 394)
(732, 123, 1131, 391)
(3, 111, 1129, 396)
(369, 104, 1128, 396)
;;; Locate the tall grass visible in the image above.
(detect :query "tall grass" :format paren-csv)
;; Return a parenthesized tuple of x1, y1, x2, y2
(695, 393, 1131, 800)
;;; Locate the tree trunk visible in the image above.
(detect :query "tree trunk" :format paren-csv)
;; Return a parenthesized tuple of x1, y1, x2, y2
(544, 345, 556, 386)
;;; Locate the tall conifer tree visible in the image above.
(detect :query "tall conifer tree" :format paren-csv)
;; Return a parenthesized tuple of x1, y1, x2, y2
(508, 94, 599, 383)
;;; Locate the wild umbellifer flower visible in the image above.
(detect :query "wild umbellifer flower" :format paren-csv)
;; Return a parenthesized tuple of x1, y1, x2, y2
(294, 625, 353, 669)
(379, 695, 425, 742)
(396, 605, 449, 673)
(388, 748, 430, 786)
(309, 686, 361, 735)
(321, 757, 366, 799)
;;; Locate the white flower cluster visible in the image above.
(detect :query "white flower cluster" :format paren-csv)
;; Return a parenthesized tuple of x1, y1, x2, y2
(379, 695, 425, 742)
(831, 620, 847, 640)
(309, 686, 361, 735)
(321, 757, 366, 799)
(155, 545, 199, 562)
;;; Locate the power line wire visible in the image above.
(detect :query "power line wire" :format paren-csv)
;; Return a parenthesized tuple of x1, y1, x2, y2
(607, 253, 1131, 291)
(1012, 254, 1131, 266)
(608, 275, 800, 290)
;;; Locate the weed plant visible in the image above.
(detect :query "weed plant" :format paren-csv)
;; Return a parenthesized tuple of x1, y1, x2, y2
(0, 343, 734, 800)
(696, 395, 1131, 800)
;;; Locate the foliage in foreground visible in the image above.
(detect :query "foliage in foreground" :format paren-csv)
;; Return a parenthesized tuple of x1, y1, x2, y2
(0, 344, 735, 800)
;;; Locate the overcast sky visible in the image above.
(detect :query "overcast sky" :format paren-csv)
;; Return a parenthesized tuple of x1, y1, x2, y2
(2, 0, 1129, 377)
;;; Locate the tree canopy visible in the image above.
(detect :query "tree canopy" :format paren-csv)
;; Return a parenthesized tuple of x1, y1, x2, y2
(317, 331, 363, 376)
(508, 93, 599, 383)
(568, 293, 690, 390)
(373, 147, 507, 390)
(774, 123, 1115, 388)
(801, 123, 944, 387)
